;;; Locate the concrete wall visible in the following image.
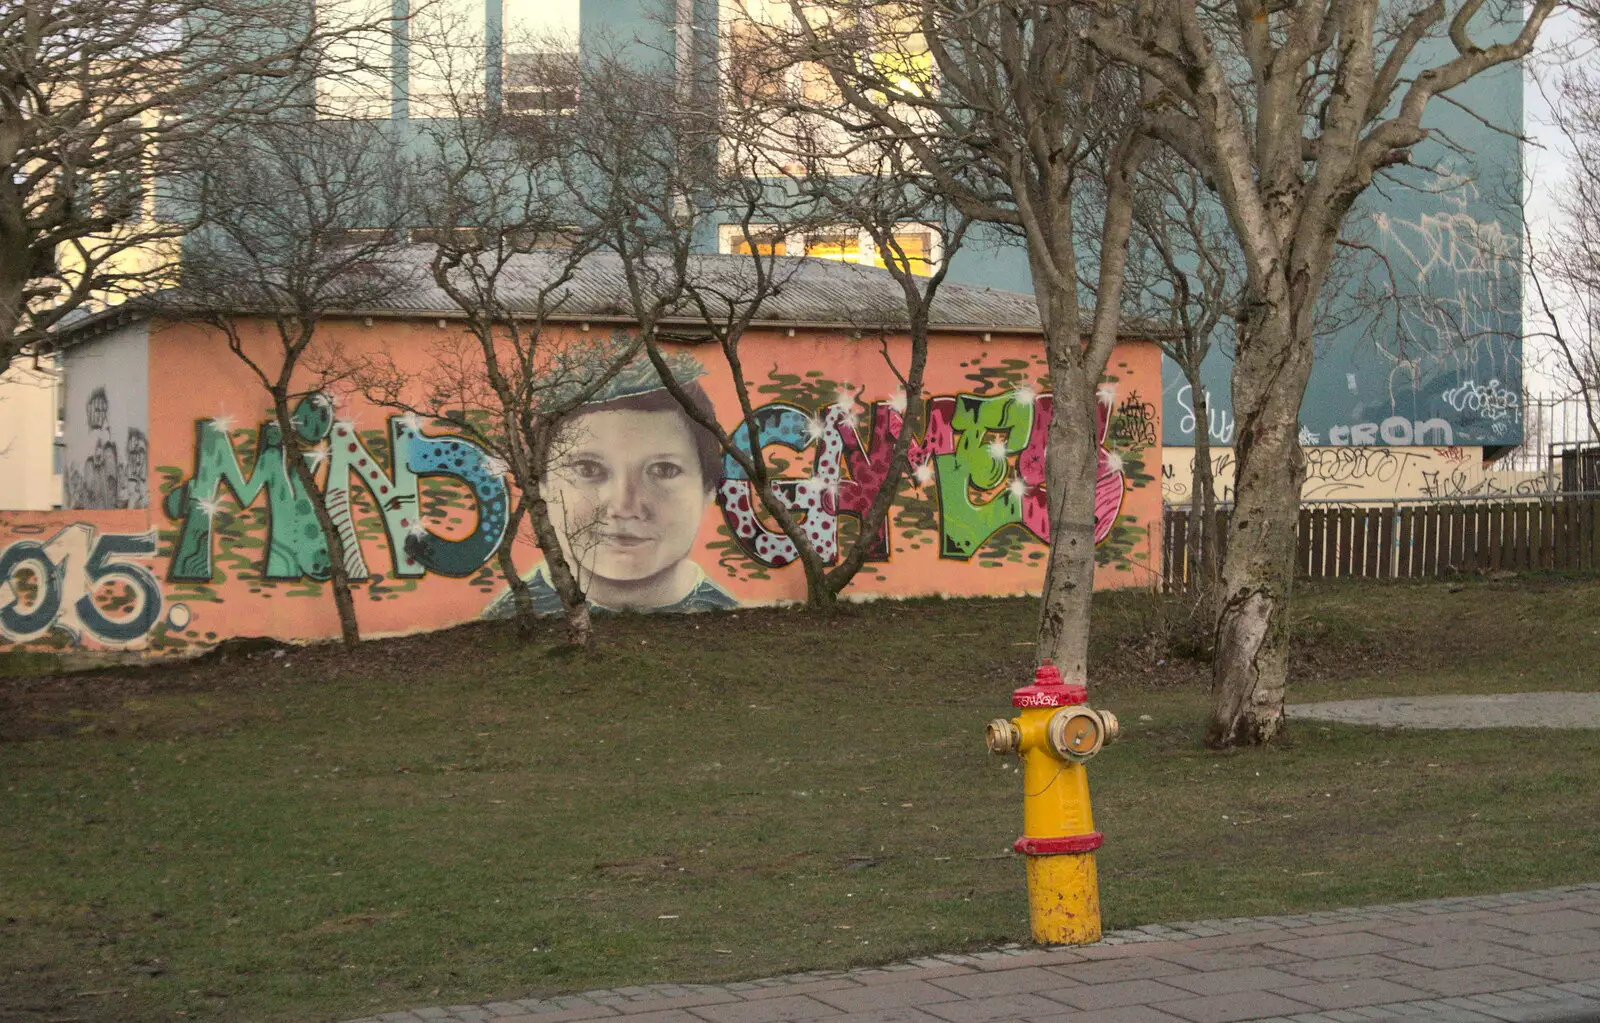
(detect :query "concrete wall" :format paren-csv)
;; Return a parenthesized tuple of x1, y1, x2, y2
(1, 317, 1162, 656)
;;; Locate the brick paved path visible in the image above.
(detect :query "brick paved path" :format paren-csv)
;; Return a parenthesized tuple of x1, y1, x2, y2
(345, 885, 1600, 1023)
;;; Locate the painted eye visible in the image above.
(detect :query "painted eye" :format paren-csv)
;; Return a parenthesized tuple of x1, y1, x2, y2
(648, 461, 685, 481)
(572, 459, 607, 482)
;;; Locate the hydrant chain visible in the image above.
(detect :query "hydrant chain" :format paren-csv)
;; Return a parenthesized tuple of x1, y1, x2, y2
(1022, 764, 1067, 799)
(986, 660, 1119, 945)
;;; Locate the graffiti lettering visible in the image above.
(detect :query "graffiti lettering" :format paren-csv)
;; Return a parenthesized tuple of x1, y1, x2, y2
(0, 525, 162, 646)
(1112, 393, 1157, 449)
(1307, 448, 1418, 482)
(1369, 172, 1522, 444)
(718, 402, 845, 567)
(1165, 443, 1543, 504)
(164, 395, 511, 583)
(1328, 416, 1453, 447)
(1174, 384, 1234, 444)
(1418, 470, 1550, 499)
(718, 387, 1127, 567)
(929, 390, 1039, 558)
(1442, 378, 1519, 422)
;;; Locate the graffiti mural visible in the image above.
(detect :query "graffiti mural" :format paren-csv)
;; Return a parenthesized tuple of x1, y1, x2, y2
(0, 523, 163, 646)
(61, 321, 151, 510)
(715, 379, 1145, 572)
(485, 357, 738, 615)
(719, 400, 852, 567)
(1162, 444, 1549, 504)
(3, 316, 1163, 657)
(63, 387, 150, 510)
(1163, 137, 1526, 449)
(164, 395, 512, 583)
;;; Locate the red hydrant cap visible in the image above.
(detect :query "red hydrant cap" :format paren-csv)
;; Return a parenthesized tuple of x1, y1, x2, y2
(1011, 660, 1088, 708)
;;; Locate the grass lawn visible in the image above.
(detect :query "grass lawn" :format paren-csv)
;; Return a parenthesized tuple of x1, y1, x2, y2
(3, 576, 1599, 1023)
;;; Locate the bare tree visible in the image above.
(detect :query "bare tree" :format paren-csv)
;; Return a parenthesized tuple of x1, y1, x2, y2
(175, 118, 414, 646)
(784, 150, 976, 603)
(364, 39, 646, 649)
(555, 48, 834, 598)
(1089, 0, 1557, 745)
(1116, 152, 1240, 628)
(566, 35, 978, 610)
(1, 0, 399, 376)
(1528, 44, 1600, 447)
(761, 0, 1153, 679)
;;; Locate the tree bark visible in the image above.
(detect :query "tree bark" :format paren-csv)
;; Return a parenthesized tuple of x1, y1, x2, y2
(1185, 370, 1219, 622)
(1206, 300, 1313, 746)
(1036, 359, 1102, 684)
(804, 558, 836, 610)
(494, 503, 537, 641)
(0, 263, 26, 374)
(520, 457, 594, 652)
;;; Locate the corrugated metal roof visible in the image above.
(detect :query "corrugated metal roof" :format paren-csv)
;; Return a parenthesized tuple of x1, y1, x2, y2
(49, 247, 1160, 345)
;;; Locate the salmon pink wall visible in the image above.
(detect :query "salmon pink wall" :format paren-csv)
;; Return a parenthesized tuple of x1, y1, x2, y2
(0, 316, 1161, 657)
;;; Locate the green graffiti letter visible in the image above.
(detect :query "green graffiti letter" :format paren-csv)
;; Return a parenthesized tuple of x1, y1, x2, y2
(164, 418, 331, 581)
(935, 392, 1037, 558)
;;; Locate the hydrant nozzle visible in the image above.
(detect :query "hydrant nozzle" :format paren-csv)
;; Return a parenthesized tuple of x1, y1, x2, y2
(985, 718, 1021, 755)
(987, 660, 1119, 945)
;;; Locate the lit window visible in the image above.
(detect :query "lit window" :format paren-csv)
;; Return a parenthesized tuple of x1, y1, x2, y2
(730, 235, 787, 256)
(805, 231, 863, 264)
(316, 0, 397, 119)
(717, 223, 940, 276)
(718, 224, 788, 256)
(723, 0, 804, 106)
(408, 0, 485, 119)
(502, 0, 579, 114)
(870, 227, 936, 277)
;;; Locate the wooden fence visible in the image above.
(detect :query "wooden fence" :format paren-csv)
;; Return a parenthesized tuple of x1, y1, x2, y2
(1162, 497, 1600, 592)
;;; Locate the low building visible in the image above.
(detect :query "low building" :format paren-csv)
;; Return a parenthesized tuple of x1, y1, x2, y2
(1, 253, 1162, 658)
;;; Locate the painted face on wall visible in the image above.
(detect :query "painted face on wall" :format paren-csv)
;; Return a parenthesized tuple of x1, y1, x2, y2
(549, 408, 713, 608)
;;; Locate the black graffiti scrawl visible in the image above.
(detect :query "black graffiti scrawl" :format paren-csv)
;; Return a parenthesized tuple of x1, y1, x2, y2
(65, 387, 148, 510)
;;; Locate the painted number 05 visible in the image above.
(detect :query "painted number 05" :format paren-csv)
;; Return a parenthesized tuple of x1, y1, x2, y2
(0, 528, 163, 644)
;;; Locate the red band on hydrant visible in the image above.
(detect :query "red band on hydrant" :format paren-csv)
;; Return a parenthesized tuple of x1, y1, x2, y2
(1012, 660, 1088, 708)
(1013, 832, 1104, 855)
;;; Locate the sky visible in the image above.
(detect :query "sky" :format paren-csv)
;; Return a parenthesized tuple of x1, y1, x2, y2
(1523, 5, 1589, 400)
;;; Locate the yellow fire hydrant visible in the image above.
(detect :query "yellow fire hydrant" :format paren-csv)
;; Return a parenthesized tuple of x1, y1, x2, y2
(985, 660, 1120, 944)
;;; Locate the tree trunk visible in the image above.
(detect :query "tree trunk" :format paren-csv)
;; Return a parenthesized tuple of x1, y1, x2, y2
(823, 307, 934, 603)
(0, 263, 26, 374)
(495, 506, 537, 641)
(1035, 360, 1102, 684)
(1196, 420, 1219, 613)
(1207, 303, 1313, 746)
(274, 393, 362, 647)
(803, 555, 837, 611)
(522, 469, 594, 651)
(1186, 371, 1219, 623)
(560, 601, 593, 651)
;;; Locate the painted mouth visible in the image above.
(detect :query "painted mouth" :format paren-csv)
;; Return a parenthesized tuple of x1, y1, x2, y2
(601, 534, 654, 549)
